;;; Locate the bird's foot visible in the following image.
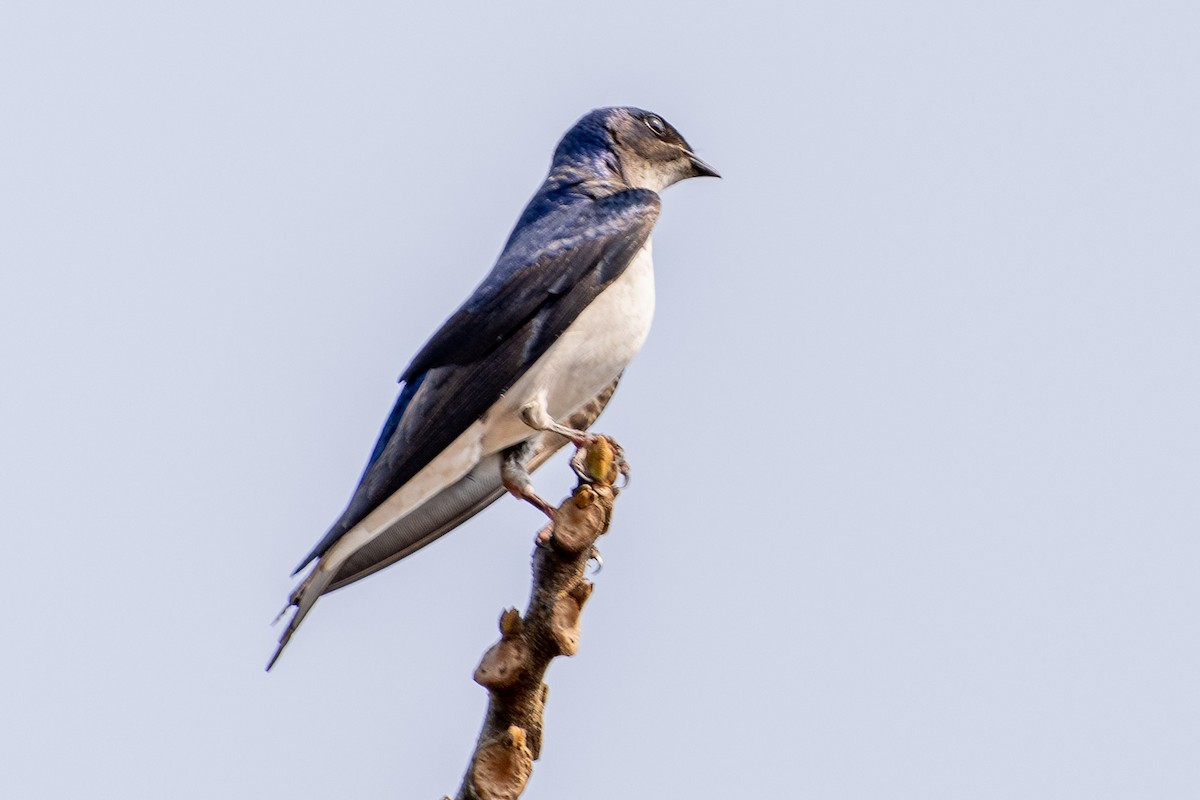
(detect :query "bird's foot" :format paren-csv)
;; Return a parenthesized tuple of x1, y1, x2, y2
(569, 435, 629, 489)
(519, 402, 593, 448)
(505, 479, 557, 521)
(502, 443, 557, 520)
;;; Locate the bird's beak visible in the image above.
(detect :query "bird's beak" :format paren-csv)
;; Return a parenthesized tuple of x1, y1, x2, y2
(688, 153, 721, 179)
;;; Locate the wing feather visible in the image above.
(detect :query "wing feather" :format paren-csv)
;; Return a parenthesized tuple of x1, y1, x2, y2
(292, 190, 659, 573)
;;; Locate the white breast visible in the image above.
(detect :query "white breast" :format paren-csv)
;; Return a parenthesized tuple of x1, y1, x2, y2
(325, 241, 655, 568)
(480, 240, 656, 452)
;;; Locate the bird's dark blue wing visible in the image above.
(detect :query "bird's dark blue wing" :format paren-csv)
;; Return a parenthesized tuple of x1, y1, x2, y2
(398, 189, 661, 382)
(292, 189, 660, 573)
(322, 374, 622, 593)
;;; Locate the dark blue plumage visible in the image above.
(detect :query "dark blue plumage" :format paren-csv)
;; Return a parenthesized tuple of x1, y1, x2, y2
(269, 107, 717, 670)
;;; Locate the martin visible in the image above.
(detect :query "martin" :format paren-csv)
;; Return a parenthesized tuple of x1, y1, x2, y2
(269, 107, 718, 669)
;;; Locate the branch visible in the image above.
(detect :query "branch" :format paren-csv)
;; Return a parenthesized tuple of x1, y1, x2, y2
(449, 437, 624, 800)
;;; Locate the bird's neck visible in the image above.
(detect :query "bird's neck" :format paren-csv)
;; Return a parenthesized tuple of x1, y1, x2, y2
(510, 150, 629, 234)
(544, 148, 628, 200)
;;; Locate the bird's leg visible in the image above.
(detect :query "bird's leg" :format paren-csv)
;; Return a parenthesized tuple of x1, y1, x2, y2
(501, 442, 557, 520)
(521, 399, 631, 487)
(519, 401, 596, 448)
(516, 399, 631, 549)
(569, 437, 631, 487)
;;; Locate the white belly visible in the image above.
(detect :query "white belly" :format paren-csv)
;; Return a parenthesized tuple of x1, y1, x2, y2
(323, 242, 655, 569)
(480, 240, 656, 452)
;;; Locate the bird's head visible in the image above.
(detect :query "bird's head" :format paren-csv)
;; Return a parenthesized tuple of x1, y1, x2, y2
(554, 107, 720, 193)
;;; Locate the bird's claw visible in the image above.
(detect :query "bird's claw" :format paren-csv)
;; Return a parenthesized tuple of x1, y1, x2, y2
(569, 434, 629, 488)
(588, 546, 604, 574)
(615, 454, 631, 490)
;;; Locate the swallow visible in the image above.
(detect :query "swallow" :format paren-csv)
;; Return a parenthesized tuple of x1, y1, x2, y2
(268, 107, 718, 670)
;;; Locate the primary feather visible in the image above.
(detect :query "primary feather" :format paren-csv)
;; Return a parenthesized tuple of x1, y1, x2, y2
(269, 106, 716, 670)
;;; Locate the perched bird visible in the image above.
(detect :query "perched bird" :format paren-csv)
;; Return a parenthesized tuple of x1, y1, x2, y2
(268, 107, 718, 670)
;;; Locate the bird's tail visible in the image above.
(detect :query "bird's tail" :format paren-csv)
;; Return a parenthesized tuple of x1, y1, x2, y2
(264, 375, 626, 672)
(266, 559, 338, 671)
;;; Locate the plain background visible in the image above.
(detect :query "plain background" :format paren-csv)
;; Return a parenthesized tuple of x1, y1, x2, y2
(2, 2, 1197, 798)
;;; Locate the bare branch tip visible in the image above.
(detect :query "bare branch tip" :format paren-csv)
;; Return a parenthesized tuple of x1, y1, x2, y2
(455, 438, 629, 798)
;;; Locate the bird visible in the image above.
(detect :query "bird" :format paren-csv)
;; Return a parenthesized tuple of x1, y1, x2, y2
(268, 107, 718, 670)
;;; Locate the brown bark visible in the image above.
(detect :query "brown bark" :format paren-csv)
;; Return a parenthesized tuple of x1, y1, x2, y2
(448, 437, 624, 800)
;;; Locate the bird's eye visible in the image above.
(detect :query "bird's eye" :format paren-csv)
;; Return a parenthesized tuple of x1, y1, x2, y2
(643, 115, 667, 137)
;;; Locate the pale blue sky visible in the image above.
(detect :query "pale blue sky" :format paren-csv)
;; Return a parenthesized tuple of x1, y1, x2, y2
(2, 2, 1197, 798)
